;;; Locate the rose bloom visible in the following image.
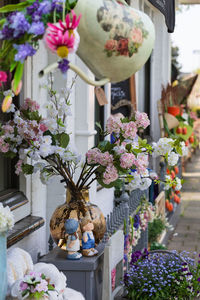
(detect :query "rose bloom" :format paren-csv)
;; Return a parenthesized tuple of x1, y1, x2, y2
(117, 38, 129, 56)
(105, 39, 117, 51)
(131, 28, 143, 44)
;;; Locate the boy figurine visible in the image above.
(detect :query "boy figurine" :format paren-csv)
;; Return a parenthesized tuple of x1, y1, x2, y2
(65, 218, 82, 260)
(80, 217, 98, 257)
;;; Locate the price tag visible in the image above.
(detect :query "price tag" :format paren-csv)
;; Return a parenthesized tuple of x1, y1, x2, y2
(95, 87, 108, 106)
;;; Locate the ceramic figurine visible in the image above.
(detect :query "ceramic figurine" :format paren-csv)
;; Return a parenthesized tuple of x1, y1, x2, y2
(80, 218, 98, 257)
(64, 219, 82, 260)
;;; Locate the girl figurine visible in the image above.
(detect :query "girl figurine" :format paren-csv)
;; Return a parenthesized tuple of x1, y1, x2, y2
(64, 219, 82, 260)
(80, 217, 98, 257)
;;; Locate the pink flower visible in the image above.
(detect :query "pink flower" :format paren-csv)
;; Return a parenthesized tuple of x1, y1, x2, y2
(20, 281, 28, 291)
(106, 115, 122, 134)
(21, 98, 40, 111)
(12, 79, 22, 96)
(134, 153, 149, 174)
(98, 151, 113, 166)
(2, 124, 14, 134)
(39, 123, 48, 132)
(135, 111, 150, 129)
(2, 95, 12, 113)
(64, 10, 81, 30)
(45, 21, 77, 58)
(86, 148, 101, 164)
(105, 39, 118, 51)
(0, 71, 7, 87)
(103, 164, 118, 185)
(35, 279, 48, 293)
(0, 143, 9, 153)
(131, 28, 143, 44)
(121, 122, 137, 139)
(120, 153, 135, 169)
(111, 268, 116, 291)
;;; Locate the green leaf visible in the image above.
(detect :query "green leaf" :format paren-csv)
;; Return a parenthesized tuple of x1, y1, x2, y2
(0, 1, 35, 13)
(10, 61, 17, 72)
(0, 18, 6, 28)
(13, 62, 24, 92)
(4, 151, 16, 159)
(60, 133, 70, 148)
(57, 118, 65, 127)
(22, 163, 34, 175)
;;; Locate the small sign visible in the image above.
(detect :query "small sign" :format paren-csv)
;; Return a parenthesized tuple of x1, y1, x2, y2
(148, 0, 175, 33)
(95, 87, 108, 106)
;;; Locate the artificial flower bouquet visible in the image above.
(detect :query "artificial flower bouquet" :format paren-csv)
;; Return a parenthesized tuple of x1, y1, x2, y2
(0, 74, 188, 201)
(13, 271, 55, 299)
(0, 0, 80, 111)
(124, 249, 200, 300)
(0, 202, 14, 232)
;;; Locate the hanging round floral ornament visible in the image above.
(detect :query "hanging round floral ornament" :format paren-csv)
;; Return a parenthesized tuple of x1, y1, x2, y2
(73, 0, 155, 83)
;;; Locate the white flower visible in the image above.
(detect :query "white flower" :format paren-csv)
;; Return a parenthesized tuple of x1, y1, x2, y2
(152, 138, 174, 157)
(6, 103, 15, 113)
(41, 135, 52, 145)
(126, 172, 142, 191)
(0, 203, 14, 231)
(33, 162, 46, 173)
(167, 151, 179, 166)
(180, 141, 188, 157)
(139, 178, 152, 190)
(39, 144, 55, 158)
(174, 177, 182, 191)
(140, 169, 149, 177)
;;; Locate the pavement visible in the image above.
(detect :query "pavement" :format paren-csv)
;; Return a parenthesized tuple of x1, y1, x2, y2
(167, 149, 200, 257)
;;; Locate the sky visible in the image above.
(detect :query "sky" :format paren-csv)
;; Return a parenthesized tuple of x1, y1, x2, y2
(171, 5, 200, 73)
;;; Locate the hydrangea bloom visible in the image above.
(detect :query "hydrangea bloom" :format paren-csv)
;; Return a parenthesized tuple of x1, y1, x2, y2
(106, 115, 122, 134)
(120, 153, 135, 169)
(103, 164, 118, 184)
(135, 111, 150, 129)
(121, 121, 137, 139)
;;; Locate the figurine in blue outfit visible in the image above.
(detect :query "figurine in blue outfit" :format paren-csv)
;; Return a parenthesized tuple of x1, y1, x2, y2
(65, 218, 82, 260)
(81, 217, 98, 257)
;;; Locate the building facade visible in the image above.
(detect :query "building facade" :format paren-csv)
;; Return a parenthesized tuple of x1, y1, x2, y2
(1, 0, 173, 262)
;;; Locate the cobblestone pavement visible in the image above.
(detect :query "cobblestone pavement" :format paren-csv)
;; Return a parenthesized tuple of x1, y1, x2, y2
(167, 149, 200, 258)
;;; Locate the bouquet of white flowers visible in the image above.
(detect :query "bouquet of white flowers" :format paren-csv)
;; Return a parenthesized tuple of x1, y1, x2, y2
(0, 203, 14, 232)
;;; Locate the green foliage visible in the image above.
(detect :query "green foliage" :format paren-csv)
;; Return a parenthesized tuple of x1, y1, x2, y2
(148, 217, 166, 244)
(0, 0, 35, 13)
(22, 164, 34, 175)
(13, 62, 24, 92)
(150, 242, 167, 250)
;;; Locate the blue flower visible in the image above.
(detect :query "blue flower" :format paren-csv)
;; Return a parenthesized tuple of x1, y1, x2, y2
(14, 43, 36, 63)
(28, 22, 45, 36)
(133, 214, 140, 229)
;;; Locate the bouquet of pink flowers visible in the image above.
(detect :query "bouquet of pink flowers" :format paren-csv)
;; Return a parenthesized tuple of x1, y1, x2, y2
(15, 271, 55, 299)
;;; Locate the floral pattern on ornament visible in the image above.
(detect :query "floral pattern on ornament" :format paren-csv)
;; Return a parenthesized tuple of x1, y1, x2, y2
(97, 0, 148, 57)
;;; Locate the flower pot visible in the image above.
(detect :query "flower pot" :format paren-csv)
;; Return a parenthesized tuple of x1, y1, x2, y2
(167, 106, 180, 117)
(0, 230, 7, 300)
(74, 0, 155, 83)
(50, 189, 106, 250)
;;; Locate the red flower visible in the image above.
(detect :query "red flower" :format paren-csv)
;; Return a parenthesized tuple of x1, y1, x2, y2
(117, 38, 129, 56)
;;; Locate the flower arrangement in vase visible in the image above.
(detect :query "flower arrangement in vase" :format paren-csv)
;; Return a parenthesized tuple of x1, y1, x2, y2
(0, 73, 188, 250)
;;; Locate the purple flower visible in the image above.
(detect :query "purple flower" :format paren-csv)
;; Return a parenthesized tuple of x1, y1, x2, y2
(10, 12, 30, 38)
(38, 1, 52, 14)
(51, 0, 64, 12)
(134, 214, 140, 229)
(14, 43, 36, 63)
(197, 277, 200, 282)
(19, 281, 28, 291)
(26, 0, 40, 15)
(58, 59, 70, 74)
(28, 22, 45, 35)
(0, 25, 14, 40)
